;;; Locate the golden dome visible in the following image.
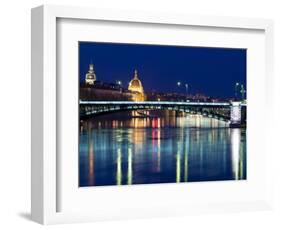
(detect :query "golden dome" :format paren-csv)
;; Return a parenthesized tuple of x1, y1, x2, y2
(128, 70, 145, 101)
(128, 70, 144, 94)
(130, 79, 142, 88)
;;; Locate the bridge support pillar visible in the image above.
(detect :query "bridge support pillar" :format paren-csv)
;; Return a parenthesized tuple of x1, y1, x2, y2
(230, 102, 242, 128)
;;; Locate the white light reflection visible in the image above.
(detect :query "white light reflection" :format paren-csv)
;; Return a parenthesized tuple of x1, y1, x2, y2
(176, 141, 182, 183)
(127, 148, 132, 185)
(88, 124, 95, 186)
(116, 148, 122, 185)
(230, 103, 241, 124)
(157, 129, 161, 172)
(231, 129, 241, 180)
(184, 134, 189, 182)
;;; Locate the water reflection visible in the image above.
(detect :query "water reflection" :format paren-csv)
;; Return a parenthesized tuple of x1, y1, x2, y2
(127, 148, 133, 185)
(87, 122, 95, 186)
(79, 114, 246, 187)
(176, 141, 181, 183)
(116, 147, 122, 185)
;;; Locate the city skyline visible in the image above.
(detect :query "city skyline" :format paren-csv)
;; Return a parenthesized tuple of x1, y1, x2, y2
(79, 42, 246, 99)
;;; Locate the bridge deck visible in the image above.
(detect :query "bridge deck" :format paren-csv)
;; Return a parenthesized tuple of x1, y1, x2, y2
(80, 100, 247, 107)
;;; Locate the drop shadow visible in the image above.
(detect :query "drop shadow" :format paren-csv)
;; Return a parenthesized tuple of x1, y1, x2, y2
(18, 212, 32, 221)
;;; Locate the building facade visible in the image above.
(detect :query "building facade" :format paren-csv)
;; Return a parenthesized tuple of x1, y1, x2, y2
(85, 64, 97, 85)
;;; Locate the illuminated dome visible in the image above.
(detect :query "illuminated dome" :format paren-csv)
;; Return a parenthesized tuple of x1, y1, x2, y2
(128, 70, 145, 101)
(85, 64, 96, 85)
(128, 70, 144, 94)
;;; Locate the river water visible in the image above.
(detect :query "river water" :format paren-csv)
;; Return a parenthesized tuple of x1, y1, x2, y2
(79, 113, 246, 187)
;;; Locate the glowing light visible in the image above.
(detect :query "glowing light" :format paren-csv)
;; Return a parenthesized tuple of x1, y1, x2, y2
(128, 70, 145, 101)
(85, 64, 97, 85)
(176, 143, 181, 183)
(127, 148, 132, 185)
(184, 140, 188, 182)
(231, 129, 241, 180)
(116, 148, 122, 185)
(134, 117, 139, 128)
(88, 128, 95, 186)
(230, 103, 241, 124)
(157, 129, 161, 172)
(152, 118, 158, 129)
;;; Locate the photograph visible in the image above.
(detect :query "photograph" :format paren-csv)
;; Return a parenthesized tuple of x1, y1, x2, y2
(78, 42, 247, 187)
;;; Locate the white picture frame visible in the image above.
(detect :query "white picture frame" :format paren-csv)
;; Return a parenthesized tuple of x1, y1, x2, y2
(31, 5, 274, 225)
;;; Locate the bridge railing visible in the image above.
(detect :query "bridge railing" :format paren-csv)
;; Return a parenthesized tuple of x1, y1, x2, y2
(79, 100, 234, 107)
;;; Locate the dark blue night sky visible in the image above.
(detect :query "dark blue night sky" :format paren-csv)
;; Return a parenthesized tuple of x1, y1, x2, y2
(79, 42, 246, 99)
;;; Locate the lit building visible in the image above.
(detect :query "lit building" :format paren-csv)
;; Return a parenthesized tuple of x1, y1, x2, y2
(85, 64, 97, 85)
(128, 70, 145, 101)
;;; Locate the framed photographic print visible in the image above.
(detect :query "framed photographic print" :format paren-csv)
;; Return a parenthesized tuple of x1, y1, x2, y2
(31, 5, 274, 225)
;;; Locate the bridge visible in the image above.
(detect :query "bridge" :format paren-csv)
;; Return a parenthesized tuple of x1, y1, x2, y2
(80, 100, 246, 127)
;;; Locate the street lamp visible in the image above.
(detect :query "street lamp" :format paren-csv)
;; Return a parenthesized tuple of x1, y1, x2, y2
(185, 83, 189, 101)
(185, 83, 189, 95)
(177, 82, 182, 95)
(116, 80, 122, 93)
(240, 84, 246, 101)
(235, 82, 240, 100)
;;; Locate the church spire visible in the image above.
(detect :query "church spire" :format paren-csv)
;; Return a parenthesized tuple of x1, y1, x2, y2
(134, 69, 138, 79)
(89, 63, 94, 72)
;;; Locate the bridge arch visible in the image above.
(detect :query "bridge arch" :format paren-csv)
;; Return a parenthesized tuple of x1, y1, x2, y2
(80, 104, 231, 123)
